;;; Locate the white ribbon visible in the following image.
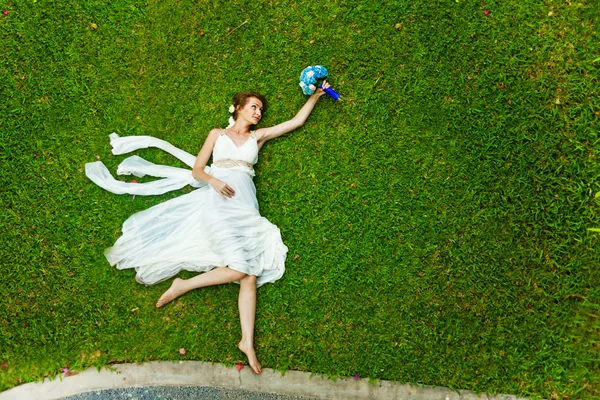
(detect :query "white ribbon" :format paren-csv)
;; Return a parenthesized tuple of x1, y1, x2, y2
(85, 133, 208, 196)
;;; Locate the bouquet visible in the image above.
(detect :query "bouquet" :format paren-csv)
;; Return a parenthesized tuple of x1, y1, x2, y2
(299, 65, 340, 100)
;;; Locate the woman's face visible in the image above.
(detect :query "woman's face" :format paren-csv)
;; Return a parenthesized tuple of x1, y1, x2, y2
(237, 97, 264, 125)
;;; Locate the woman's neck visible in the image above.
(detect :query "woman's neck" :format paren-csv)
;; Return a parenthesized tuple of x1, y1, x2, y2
(229, 120, 253, 135)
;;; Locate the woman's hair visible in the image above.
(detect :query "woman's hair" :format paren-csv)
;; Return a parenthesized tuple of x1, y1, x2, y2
(232, 92, 268, 121)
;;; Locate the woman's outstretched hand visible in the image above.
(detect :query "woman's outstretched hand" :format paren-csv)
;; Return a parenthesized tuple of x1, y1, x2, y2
(315, 80, 331, 98)
(209, 177, 235, 199)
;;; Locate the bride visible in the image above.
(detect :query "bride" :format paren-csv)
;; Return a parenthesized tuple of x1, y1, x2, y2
(86, 82, 330, 374)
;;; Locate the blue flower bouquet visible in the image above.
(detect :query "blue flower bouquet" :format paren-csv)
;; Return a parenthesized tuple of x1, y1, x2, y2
(299, 65, 340, 100)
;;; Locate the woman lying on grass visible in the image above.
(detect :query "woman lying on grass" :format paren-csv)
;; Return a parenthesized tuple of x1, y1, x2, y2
(86, 81, 331, 374)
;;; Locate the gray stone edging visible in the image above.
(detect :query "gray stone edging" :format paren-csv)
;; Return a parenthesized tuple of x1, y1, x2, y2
(0, 361, 527, 400)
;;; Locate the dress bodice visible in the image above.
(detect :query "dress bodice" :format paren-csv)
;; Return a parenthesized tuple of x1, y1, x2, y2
(212, 130, 259, 166)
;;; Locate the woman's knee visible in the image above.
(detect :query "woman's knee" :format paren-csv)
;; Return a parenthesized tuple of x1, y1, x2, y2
(240, 274, 257, 284)
(226, 267, 248, 281)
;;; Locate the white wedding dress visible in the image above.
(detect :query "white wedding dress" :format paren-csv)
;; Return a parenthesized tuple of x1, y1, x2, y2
(85, 131, 287, 287)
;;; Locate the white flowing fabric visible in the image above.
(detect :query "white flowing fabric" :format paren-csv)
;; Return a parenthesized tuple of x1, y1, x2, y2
(85, 132, 288, 287)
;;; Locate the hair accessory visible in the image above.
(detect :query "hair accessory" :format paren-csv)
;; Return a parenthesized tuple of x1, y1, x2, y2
(226, 104, 235, 128)
(226, 116, 235, 129)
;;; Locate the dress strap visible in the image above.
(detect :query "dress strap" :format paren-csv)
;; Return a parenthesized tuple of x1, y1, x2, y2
(220, 129, 227, 136)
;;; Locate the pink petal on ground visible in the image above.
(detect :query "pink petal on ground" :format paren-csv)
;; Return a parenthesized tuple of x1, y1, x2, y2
(499, 84, 505, 89)
(353, 374, 360, 380)
(235, 363, 244, 371)
(3, 10, 8, 15)
(63, 367, 69, 373)
(130, 180, 138, 184)
(484, 10, 490, 15)
(1, 362, 7, 367)
(179, 348, 186, 355)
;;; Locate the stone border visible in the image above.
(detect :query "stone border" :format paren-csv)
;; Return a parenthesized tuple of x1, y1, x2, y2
(0, 361, 527, 400)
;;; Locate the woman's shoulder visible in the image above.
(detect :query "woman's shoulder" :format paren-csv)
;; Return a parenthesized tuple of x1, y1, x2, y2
(202, 128, 225, 146)
(207, 128, 226, 138)
(253, 128, 268, 141)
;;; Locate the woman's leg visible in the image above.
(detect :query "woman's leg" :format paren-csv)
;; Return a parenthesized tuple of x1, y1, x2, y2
(156, 267, 246, 307)
(237, 275, 261, 374)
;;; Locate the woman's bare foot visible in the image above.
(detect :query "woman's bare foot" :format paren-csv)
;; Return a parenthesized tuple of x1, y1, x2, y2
(156, 278, 186, 308)
(238, 341, 262, 374)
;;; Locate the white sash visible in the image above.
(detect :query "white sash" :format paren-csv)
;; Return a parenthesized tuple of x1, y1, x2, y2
(85, 133, 207, 196)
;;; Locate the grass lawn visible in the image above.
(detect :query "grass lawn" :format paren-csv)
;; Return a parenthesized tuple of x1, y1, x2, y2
(1, 0, 599, 398)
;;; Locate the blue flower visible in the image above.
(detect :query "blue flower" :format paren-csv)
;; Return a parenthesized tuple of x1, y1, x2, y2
(299, 65, 329, 95)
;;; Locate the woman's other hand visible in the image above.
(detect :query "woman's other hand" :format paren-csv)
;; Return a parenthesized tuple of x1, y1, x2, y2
(209, 177, 235, 199)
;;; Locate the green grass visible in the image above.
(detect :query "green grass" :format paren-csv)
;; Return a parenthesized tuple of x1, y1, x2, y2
(1, 0, 599, 398)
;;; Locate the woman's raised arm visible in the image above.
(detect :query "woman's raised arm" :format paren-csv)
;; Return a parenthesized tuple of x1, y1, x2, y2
(255, 81, 330, 146)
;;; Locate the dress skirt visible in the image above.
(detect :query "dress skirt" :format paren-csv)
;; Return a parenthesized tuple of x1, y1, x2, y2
(105, 166, 287, 287)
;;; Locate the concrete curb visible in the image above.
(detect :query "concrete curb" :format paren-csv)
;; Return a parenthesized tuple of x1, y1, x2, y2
(0, 361, 527, 400)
